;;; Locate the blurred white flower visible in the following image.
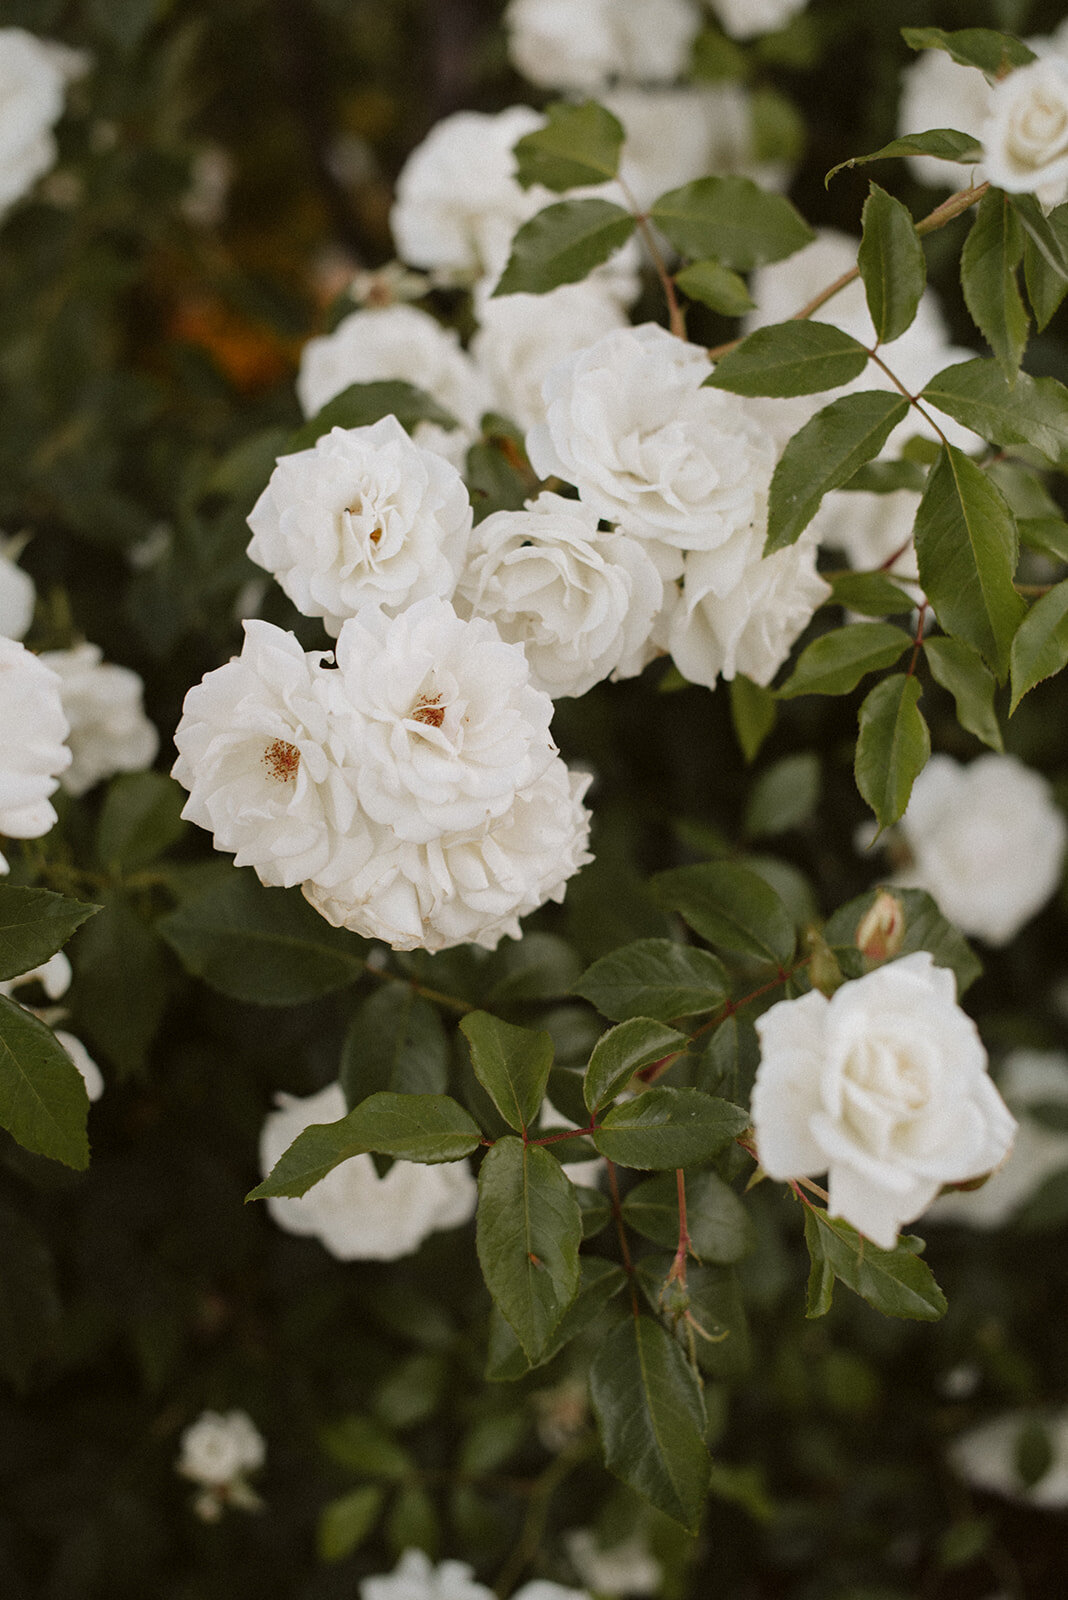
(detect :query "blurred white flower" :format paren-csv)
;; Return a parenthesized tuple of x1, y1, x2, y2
(361, 1550, 492, 1600)
(705, 0, 809, 41)
(53, 1028, 103, 1102)
(180, 144, 233, 229)
(0, 28, 88, 221)
(0, 542, 35, 640)
(0, 636, 70, 872)
(809, 488, 921, 581)
(513, 1585, 590, 1600)
(178, 1408, 265, 1486)
(951, 1410, 1068, 1508)
(897, 48, 991, 189)
(260, 1084, 477, 1260)
(565, 1530, 663, 1596)
(982, 56, 1068, 208)
(0, 950, 71, 1001)
(247, 419, 473, 636)
(504, 0, 700, 92)
(751, 952, 1017, 1249)
(40, 642, 158, 797)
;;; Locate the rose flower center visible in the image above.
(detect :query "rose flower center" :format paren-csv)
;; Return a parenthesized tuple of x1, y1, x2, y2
(263, 738, 301, 783)
(411, 695, 446, 729)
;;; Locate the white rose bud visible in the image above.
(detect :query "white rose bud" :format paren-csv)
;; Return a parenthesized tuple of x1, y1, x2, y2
(751, 951, 1017, 1248)
(39, 642, 158, 797)
(0, 636, 70, 871)
(983, 56, 1068, 208)
(246, 418, 473, 636)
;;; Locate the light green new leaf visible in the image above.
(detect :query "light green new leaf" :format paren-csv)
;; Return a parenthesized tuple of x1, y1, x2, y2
(900, 26, 1035, 74)
(584, 1018, 688, 1114)
(705, 321, 869, 397)
(823, 886, 982, 996)
(804, 1208, 947, 1321)
(650, 860, 795, 965)
(923, 635, 1003, 750)
(623, 1169, 753, 1265)
(913, 445, 1025, 678)
(729, 674, 777, 762)
(592, 1087, 749, 1170)
(0, 996, 89, 1170)
(0, 884, 99, 984)
(95, 772, 187, 874)
(854, 674, 930, 828)
(1009, 580, 1068, 712)
(319, 1415, 411, 1478)
(765, 391, 909, 553)
(486, 1256, 625, 1381)
(493, 199, 636, 297)
(317, 1486, 384, 1563)
(743, 753, 821, 837)
(247, 1093, 482, 1201)
(674, 258, 755, 316)
(921, 358, 1068, 470)
(649, 175, 813, 270)
(960, 192, 1028, 384)
(778, 622, 912, 698)
(475, 1137, 582, 1361)
(513, 100, 624, 191)
(590, 1316, 711, 1532)
(826, 128, 983, 185)
(288, 381, 457, 451)
(858, 183, 927, 344)
(459, 1011, 554, 1133)
(574, 938, 729, 1024)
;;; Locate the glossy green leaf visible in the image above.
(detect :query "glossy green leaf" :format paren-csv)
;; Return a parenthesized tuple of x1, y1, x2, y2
(475, 1137, 582, 1361)
(317, 1486, 384, 1563)
(921, 358, 1068, 469)
(960, 192, 1028, 384)
(0, 996, 89, 1170)
(765, 391, 910, 553)
(858, 183, 926, 344)
(804, 1208, 947, 1321)
(828, 572, 918, 616)
(695, 1012, 760, 1102)
(513, 100, 624, 190)
(623, 1170, 753, 1265)
(826, 128, 984, 185)
(485, 1256, 626, 1381)
(1009, 579, 1068, 712)
(493, 199, 636, 297)
(923, 635, 1003, 750)
(637, 1257, 752, 1379)
(584, 1018, 688, 1114)
(68, 894, 169, 1078)
(729, 674, 777, 762)
(743, 753, 821, 837)
(674, 257, 755, 316)
(1010, 192, 1068, 279)
(573, 938, 729, 1024)
(95, 771, 187, 874)
(705, 321, 869, 397)
(590, 1315, 711, 1532)
(340, 985, 448, 1106)
(649, 175, 813, 270)
(1018, 516, 1068, 563)
(823, 887, 982, 996)
(592, 1088, 749, 1170)
(778, 622, 912, 698)
(843, 458, 928, 494)
(854, 674, 930, 828)
(901, 26, 1035, 74)
(650, 860, 796, 965)
(1023, 203, 1068, 329)
(288, 381, 457, 451)
(0, 884, 99, 983)
(459, 1011, 554, 1133)
(913, 445, 1025, 677)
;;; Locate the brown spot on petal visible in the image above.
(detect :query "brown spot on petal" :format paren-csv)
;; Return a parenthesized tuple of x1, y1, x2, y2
(263, 738, 300, 783)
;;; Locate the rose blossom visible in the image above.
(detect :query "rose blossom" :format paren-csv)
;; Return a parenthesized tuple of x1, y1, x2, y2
(705, 0, 809, 41)
(892, 754, 1067, 947)
(808, 487, 922, 581)
(39, 642, 158, 797)
(246, 418, 473, 635)
(982, 56, 1068, 208)
(503, 0, 701, 92)
(951, 1410, 1068, 1509)
(360, 1550, 590, 1600)
(454, 493, 662, 698)
(0, 542, 34, 640)
(564, 1530, 662, 1597)
(751, 952, 1017, 1248)
(897, 48, 991, 189)
(260, 1084, 477, 1260)
(0, 636, 70, 871)
(0, 29, 88, 221)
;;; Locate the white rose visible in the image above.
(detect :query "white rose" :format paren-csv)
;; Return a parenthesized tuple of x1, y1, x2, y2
(260, 1085, 477, 1261)
(528, 323, 777, 576)
(53, 1029, 104, 1102)
(808, 487, 921, 581)
(471, 282, 628, 434)
(893, 754, 1067, 947)
(950, 1410, 1068, 1509)
(306, 759, 592, 954)
(0, 636, 70, 871)
(172, 619, 367, 890)
(360, 1549, 494, 1600)
(0, 950, 71, 1001)
(0, 543, 34, 639)
(564, 1530, 663, 1597)
(751, 952, 1017, 1249)
(929, 1050, 1068, 1229)
(705, 0, 809, 41)
(38, 642, 158, 797)
(504, 0, 701, 92)
(658, 525, 830, 688)
(0, 29, 88, 220)
(513, 1586, 590, 1600)
(332, 598, 556, 845)
(982, 56, 1068, 208)
(246, 418, 473, 636)
(177, 1409, 266, 1487)
(898, 49, 991, 189)
(455, 493, 662, 698)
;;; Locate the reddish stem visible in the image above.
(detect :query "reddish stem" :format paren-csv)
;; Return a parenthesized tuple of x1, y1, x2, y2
(606, 1159, 641, 1318)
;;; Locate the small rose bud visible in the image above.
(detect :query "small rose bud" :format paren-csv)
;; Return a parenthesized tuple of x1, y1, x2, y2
(803, 926, 844, 997)
(856, 891, 906, 963)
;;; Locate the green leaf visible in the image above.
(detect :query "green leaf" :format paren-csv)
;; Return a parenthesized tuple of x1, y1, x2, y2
(729, 674, 777, 762)
(513, 100, 624, 191)
(486, 1256, 625, 1381)
(637, 1258, 752, 1379)
(493, 199, 636, 297)
(650, 860, 796, 965)
(340, 986, 448, 1106)
(1023, 203, 1068, 329)
(828, 572, 918, 617)
(592, 1088, 749, 1170)
(779, 622, 912, 698)
(674, 258, 755, 316)
(921, 358, 1068, 469)
(705, 321, 869, 397)
(288, 381, 457, 451)
(317, 1486, 384, 1563)
(95, 772, 187, 874)
(826, 129, 984, 185)
(0, 996, 89, 1170)
(475, 1137, 582, 1362)
(649, 176, 813, 271)
(1010, 192, 1068, 279)
(913, 445, 1025, 677)
(0, 884, 99, 983)
(584, 1018, 688, 1114)
(743, 753, 821, 837)
(485, 932, 583, 1005)
(842, 458, 928, 494)
(0, 1200, 61, 1389)
(1019, 516, 1068, 562)
(823, 887, 982, 996)
(803, 1208, 947, 1321)
(695, 1012, 760, 1102)
(857, 184, 927, 344)
(247, 1093, 482, 1201)
(901, 26, 1036, 75)
(589, 1316, 711, 1533)
(158, 870, 366, 1006)
(960, 192, 1028, 384)
(623, 1170, 753, 1265)
(854, 675, 930, 828)
(923, 636, 1003, 750)
(68, 894, 169, 1078)
(459, 1012, 554, 1133)
(1009, 579, 1068, 711)
(765, 391, 910, 553)
(573, 939, 729, 1024)
(319, 1415, 411, 1478)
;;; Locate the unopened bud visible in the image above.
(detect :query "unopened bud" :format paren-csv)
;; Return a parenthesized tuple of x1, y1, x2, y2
(856, 890, 906, 963)
(803, 926, 844, 997)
